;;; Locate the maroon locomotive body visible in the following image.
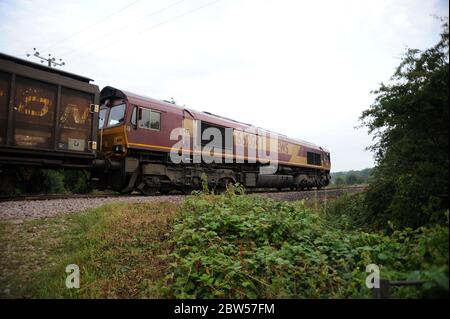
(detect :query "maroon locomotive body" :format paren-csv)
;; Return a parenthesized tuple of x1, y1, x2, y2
(95, 86, 331, 194)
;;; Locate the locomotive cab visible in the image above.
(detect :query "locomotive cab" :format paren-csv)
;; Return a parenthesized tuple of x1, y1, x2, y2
(97, 86, 179, 163)
(95, 86, 183, 193)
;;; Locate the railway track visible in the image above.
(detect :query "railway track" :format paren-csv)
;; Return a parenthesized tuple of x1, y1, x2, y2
(255, 185, 367, 202)
(0, 186, 367, 221)
(0, 192, 129, 202)
(0, 185, 367, 203)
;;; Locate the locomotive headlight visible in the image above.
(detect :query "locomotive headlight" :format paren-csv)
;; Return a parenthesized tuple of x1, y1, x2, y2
(112, 144, 125, 154)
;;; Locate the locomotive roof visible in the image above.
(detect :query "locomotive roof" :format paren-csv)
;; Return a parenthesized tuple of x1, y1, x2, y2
(101, 86, 328, 153)
(0, 52, 94, 83)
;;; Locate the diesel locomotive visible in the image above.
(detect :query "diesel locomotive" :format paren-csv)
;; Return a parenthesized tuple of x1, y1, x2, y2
(0, 52, 331, 195)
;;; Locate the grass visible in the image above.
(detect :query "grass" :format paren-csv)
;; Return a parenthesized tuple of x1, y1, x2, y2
(0, 202, 178, 298)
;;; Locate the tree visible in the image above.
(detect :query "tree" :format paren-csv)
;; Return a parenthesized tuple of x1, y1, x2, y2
(345, 173, 362, 185)
(334, 176, 345, 186)
(331, 168, 373, 186)
(360, 19, 449, 228)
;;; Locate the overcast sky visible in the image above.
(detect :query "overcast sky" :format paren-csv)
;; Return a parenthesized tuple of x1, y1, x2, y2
(0, 0, 448, 171)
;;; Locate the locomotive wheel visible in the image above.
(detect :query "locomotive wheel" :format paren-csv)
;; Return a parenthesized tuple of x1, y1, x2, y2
(214, 184, 226, 194)
(139, 185, 158, 196)
(137, 179, 158, 196)
(215, 178, 233, 194)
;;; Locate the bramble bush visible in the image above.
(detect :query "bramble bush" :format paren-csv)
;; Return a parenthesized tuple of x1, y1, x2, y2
(164, 187, 448, 298)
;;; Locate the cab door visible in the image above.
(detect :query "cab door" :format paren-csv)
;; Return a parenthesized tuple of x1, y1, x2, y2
(126, 104, 183, 154)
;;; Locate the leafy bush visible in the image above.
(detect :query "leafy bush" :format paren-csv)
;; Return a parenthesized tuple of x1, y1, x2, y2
(63, 170, 91, 194)
(164, 190, 448, 298)
(15, 169, 67, 194)
(42, 169, 67, 194)
(11, 168, 91, 195)
(323, 193, 369, 230)
(360, 20, 449, 229)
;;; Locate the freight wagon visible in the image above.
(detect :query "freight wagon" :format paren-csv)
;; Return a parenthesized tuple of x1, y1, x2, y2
(0, 53, 99, 194)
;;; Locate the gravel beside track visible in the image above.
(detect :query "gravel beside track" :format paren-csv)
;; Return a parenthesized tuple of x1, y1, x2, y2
(0, 186, 366, 221)
(0, 195, 184, 221)
(256, 186, 366, 202)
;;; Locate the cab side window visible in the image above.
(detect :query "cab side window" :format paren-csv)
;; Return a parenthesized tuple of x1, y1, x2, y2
(139, 108, 151, 129)
(139, 108, 161, 131)
(150, 111, 160, 130)
(307, 152, 322, 165)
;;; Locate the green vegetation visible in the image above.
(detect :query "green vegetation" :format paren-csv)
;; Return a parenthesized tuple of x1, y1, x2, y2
(10, 168, 91, 195)
(359, 19, 449, 229)
(165, 190, 448, 298)
(331, 168, 373, 186)
(1, 189, 447, 299)
(0, 202, 178, 298)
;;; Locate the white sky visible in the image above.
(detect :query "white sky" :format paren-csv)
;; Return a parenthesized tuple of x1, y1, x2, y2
(0, 0, 448, 171)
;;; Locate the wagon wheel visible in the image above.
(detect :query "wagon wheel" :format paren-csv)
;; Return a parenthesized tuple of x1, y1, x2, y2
(159, 187, 172, 195)
(120, 188, 134, 195)
(180, 187, 193, 195)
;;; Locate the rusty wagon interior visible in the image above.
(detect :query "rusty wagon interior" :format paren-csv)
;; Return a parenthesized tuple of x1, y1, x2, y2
(0, 53, 100, 168)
